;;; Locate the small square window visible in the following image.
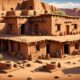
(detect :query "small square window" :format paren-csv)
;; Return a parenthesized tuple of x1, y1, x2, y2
(74, 24, 77, 29)
(36, 45, 40, 51)
(56, 24, 61, 31)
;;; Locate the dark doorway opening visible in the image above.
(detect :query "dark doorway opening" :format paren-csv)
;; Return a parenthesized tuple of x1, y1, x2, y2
(46, 44, 50, 54)
(21, 24, 25, 34)
(64, 44, 69, 54)
(3, 40, 8, 51)
(66, 25, 69, 35)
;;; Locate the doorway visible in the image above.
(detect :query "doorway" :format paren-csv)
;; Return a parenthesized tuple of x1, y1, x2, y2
(46, 44, 50, 54)
(21, 24, 25, 34)
(64, 44, 69, 54)
(66, 25, 69, 35)
(3, 40, 8, 51)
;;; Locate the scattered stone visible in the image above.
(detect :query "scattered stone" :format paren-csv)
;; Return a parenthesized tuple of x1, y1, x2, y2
(73, 62, 76, 64)
(66, 61, 71, 64)
(41, 63, 57, 72)
(58, 62, 61, 68)
(78, 60, 80, 61)
(20, 66, 25, 69)
(68, 74, 71, 77)
(64, 55, 66, 58)
(35, 60, 42, 64)
(22, 60, 27, 64)
(17, 62, 22, 64)
(8, 75, 13, 77)
(31, 70, 34, 73)
(54, 76, 60, 79)
(26, 64, 31, 67)
(27, 77, 32, 80)
(14, 64, 17, 68)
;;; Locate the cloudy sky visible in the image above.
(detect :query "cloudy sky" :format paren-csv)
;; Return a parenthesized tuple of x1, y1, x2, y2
(44, 0, 80, 8)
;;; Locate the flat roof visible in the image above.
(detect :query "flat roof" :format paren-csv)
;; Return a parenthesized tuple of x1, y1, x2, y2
(0, 34, 80, 43)
(2, 16, 30, 18)
(40, 14, 79, 18)
(2, 13, 80, 19)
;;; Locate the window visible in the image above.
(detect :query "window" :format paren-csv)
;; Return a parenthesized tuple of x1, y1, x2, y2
(46, 44, 50, 53)
(75, 44, 79, 49)
(36, 45, 40, 51)
(21, 24, 25, 34)
(56, 24, 61, 31)
(74, 24, 78, 29)
(11, 8, 14, 11)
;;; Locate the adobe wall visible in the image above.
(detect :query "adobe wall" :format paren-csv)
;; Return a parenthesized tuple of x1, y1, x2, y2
(51, 16, 80, 36)
(48, 41, 64, 58)
(69, 42, 80, 55)
(13, 42, 28, 59)
(30, 16, 52, 35)
(27, 41, 46, 60)
(49, 41, 80, 57)
(17, 18, 29, 35)
(7, 41, 29, 59)
(0, 39, 47, 60)
(5, 18, 18, 35)
(5, 17, 28, 35)
(29, 15, 80, 36)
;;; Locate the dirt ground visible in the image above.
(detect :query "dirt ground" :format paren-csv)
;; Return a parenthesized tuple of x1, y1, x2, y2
(0, 55, 80, 80)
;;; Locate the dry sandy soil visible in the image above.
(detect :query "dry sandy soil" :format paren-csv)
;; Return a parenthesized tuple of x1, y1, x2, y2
(0, 55, 80, 80)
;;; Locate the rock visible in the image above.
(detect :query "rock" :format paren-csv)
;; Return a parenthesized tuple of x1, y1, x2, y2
(54, 76, 60, 79)
(58, 62, 61, 68)
(35, 60, 42, 64)
(27, 77, 32, 80)
(26, 64, 31, 67)
(8, 75, 13, 77)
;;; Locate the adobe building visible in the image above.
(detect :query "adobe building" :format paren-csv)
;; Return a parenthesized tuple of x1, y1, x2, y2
(0, 0, 79, 60)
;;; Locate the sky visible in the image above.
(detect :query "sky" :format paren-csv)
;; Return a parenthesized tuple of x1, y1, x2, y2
(44, 0, 80, 8)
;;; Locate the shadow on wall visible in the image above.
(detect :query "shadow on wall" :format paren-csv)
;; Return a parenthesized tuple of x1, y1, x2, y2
(62, 66, 80, 74)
